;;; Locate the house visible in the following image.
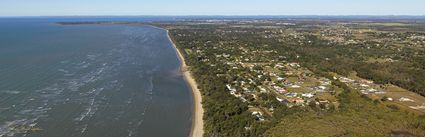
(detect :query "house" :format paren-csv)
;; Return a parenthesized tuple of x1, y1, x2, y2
(277, 77, 285, 81)
(409, 105, 425, 110)
(226, 84, 235, 91)
(288, 62, 300, 68)
(283, 81, 292, 86)
(289, 97, 304, 104)
(275, 64, 284, 68)
(339, 77, 354, 83)
(252, 111, 265, 121)
(367, 88, 377, 93)
(399, 97, 414, 102)
(375, 91, 386, 94)
(269, 107, 274, 112)
(274, 86, 286, 94)
(320, 80, 331, 86)
(285, 71, 294, 75)
(276, 97, 284, 102)
(319, 100, 330, 104)
(302, 93, 314, 98)
(291, 85, 301, 88)
(318, 86, 326, 90)
(285, 92, 298, 97)
(360, 84, 369, 87)
(241, 97, 247, 102)
(252, 111, 261, 115)
(258, 86, 267, 93)
(361, 79, 374, 84)
(314, 86, 327, 92)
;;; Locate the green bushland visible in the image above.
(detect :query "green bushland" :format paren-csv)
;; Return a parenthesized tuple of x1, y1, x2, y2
(165, 23, 425, 137)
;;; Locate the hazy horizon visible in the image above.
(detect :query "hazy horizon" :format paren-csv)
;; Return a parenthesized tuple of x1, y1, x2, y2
(1, 0, 425, 16)
(2, 15, 425, 17)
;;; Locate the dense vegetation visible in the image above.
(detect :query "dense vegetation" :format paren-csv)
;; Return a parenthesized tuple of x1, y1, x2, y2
(265, 80, 425, 136)
(290, 34, 425, 96)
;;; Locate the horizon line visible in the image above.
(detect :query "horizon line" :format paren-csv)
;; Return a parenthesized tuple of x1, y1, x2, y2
(1, 14, 425, 18)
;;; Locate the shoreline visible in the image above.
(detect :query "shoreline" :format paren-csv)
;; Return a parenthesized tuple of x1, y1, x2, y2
(165, 29, 204, 137)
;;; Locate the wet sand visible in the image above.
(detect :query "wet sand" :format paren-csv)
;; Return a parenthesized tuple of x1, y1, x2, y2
(165, 29, 204, 137)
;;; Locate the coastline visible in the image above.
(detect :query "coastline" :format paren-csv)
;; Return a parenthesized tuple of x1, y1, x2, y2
(165, 29, 204, 137)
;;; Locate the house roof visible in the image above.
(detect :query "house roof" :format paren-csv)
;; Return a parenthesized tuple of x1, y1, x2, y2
(289, 97, 304, 102)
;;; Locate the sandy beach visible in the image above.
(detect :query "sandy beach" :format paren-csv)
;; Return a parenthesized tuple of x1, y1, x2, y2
(165, 29, 204, 137)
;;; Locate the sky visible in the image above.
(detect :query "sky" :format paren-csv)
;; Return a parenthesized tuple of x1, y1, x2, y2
(1, 0, 425, 16)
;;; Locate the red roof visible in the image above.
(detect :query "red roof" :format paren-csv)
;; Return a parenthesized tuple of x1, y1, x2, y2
(289, 97, 304, 102)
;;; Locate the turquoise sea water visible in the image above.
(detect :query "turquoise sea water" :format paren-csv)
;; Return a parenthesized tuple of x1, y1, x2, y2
(0, 19, 192, 137)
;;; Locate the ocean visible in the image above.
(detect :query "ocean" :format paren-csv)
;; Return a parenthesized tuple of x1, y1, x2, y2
(0, 18, 192, 137)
